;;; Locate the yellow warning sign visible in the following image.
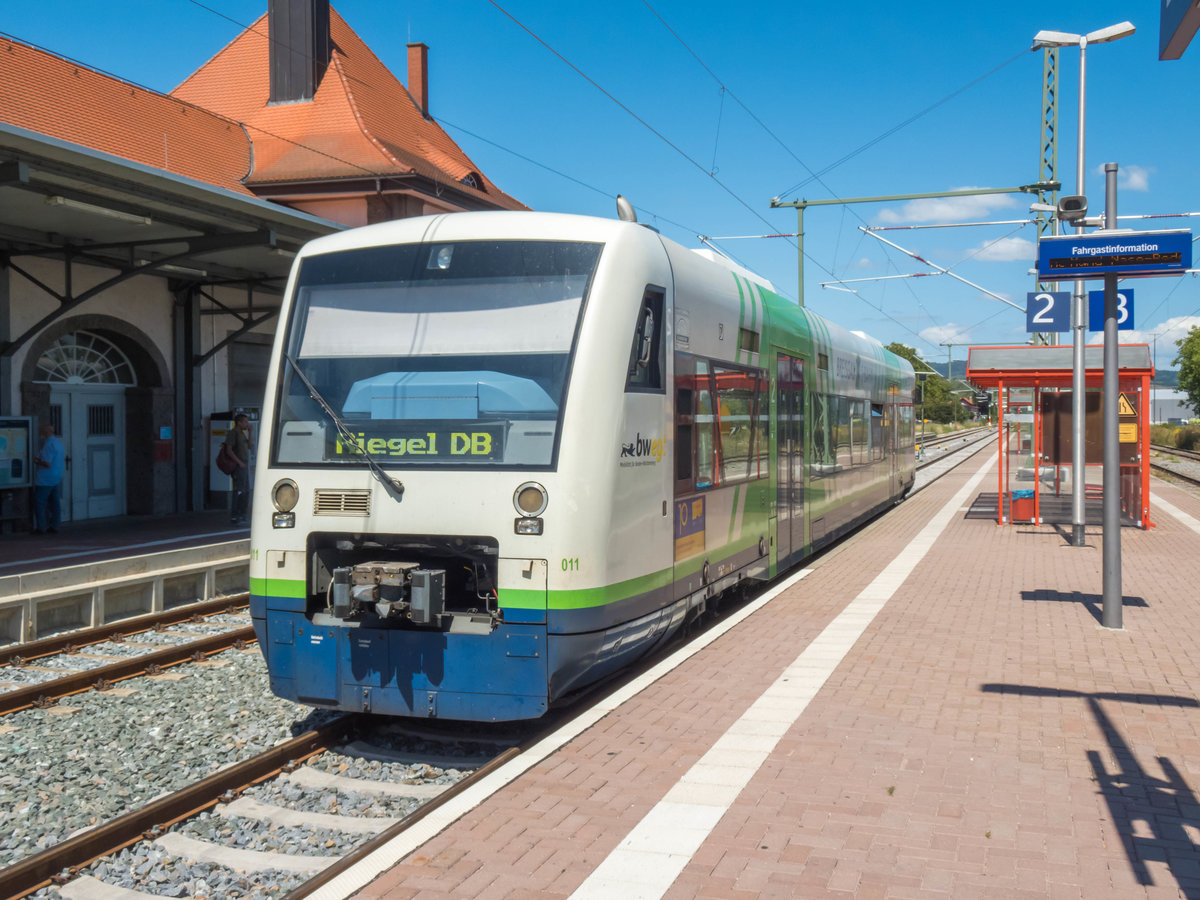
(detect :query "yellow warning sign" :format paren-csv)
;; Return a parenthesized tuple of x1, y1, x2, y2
(1118, 393, 1137, 417)
(1119, 423, 1138, 442)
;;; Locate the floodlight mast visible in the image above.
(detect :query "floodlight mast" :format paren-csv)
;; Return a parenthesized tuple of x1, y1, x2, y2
(1028, 21, 1135, 548)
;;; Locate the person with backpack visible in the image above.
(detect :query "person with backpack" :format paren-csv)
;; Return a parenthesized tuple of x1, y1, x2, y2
(223, 414, 252, 526)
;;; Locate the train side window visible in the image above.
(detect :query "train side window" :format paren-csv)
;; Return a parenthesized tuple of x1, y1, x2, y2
(871, 402, 885, 461)
(713, 365, 757, 484)
(810, 393, 831, 477)
(851, 399, 868, 465)
(837, 397, 854, 467)
(754, 372, 771, 478)
(695, 361, 717, 488)
(675, 354, 695, 492)
(626, 287, 665, 392)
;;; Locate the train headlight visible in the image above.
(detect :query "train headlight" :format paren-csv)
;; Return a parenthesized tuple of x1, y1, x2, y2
(513, 482, 548, 517)
(514, 517, 543, 535)
(272, 478, 299, 512)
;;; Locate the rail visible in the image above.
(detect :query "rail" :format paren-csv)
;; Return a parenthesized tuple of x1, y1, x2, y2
(0, 716, 360, 899)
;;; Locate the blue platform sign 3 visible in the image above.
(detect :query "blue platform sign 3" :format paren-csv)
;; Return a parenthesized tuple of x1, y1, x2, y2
(1088, 289, 1134, 331)
(1037, 229, 1192, 280)
(1026, 291, 1070, 332)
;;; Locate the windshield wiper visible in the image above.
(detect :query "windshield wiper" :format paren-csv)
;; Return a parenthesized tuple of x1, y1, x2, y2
(283, 353, 405, 503)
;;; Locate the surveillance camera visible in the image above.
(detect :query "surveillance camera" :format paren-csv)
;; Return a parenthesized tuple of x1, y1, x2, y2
(1057, 195, 1088, 222)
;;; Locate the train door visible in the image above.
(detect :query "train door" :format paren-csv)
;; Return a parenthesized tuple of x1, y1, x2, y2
(775, 354, 805, 564)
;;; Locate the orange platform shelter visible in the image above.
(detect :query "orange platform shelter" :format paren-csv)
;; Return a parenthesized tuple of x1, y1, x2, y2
(965, 344, 1155, 528)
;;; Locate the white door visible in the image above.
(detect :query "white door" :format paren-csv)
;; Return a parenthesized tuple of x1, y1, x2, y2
(49, 386, 126, 521)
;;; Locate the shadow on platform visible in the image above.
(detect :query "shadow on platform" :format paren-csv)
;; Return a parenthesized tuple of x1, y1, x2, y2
(965, 492, 1137, 529)
(1020, 589, 1149, 625)
(983, 684, 1200, 899)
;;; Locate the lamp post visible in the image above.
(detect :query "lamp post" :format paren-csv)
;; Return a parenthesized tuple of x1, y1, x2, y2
(1030, 21, 1136, 548)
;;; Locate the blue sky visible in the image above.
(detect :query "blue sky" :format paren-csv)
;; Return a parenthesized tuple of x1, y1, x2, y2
(6, 1, 1199, 371)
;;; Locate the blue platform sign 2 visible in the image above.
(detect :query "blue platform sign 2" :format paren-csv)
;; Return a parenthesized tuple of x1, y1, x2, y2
(1036, 229, 1192, 280)
(1026, 291, 1070, 332)
(1088, 289, 1134, 331)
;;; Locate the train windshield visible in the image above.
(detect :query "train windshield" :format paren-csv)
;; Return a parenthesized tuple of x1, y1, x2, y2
(272, 239, 602, 468)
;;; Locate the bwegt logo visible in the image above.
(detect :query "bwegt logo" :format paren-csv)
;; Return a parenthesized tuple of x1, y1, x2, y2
(620, 432, 664, 462)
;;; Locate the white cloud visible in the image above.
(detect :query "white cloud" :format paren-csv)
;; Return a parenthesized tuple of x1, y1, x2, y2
(876, 190, 1018, 225)
(919, 323, 971, 345)
(1119, 316, 1200, 360)
(969, 236, 1036, 262)
(1094, 163, 1151, 192)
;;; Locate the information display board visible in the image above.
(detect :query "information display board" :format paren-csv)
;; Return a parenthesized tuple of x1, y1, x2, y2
(1037, 229, 1192, 280)
(0, 417, 33, 489)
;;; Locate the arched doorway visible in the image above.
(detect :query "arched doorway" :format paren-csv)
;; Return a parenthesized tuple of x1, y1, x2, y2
(35, 331, 136, 521)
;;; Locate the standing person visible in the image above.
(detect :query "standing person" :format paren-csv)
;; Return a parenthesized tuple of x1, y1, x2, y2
(225, 414, 253, 526)
(33, 422, 65, 535)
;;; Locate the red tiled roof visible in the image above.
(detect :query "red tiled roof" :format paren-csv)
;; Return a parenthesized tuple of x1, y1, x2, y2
(172, 9, 524, 210)
(0, 35, 254, 195)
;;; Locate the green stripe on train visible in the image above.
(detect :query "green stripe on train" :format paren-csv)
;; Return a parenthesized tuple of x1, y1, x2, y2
(253, 533, 766, 613)
(250, 576, 305, 598)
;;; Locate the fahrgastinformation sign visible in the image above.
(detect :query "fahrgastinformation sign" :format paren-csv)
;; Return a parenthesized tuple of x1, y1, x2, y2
(1036, 229, 1192, 280)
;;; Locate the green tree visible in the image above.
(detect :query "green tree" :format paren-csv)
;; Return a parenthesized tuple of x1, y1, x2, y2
(885, 342, 955, 423)
(1174, 326, 1200, 415)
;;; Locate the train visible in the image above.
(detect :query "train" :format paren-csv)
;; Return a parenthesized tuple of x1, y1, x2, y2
(248, 208, 916, 721)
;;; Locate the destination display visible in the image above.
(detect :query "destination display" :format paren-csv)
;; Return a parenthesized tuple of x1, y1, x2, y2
(1037, 229, 1192, 280)
(328, 422, 505, 461)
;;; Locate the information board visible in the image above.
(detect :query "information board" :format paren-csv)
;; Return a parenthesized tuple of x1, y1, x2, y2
(1037, 229, 1192, 280)
(0, 417, 33, 489)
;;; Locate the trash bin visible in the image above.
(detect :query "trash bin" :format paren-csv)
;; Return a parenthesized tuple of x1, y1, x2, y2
(1011, 489, 1035, 521)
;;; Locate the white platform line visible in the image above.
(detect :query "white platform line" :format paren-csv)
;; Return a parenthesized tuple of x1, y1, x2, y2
(1151, 491, 1200, 534)
(306, 568, 814, 900)
(569, 454, 997, 900)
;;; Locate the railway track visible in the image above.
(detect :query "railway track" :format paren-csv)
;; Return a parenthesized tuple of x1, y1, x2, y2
(0, 596, 253, 716)
(1, 715, 529, 899)
(1150, 442, 1200, 464)
(1149, 443, 1200, 490)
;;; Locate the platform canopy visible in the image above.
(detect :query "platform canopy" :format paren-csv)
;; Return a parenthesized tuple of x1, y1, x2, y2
(966, 344, 1154, 389)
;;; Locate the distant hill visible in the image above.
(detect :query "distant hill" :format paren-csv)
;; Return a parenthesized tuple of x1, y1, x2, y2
(923, 360, 967, 380)
(1155, 370, 1179, 388)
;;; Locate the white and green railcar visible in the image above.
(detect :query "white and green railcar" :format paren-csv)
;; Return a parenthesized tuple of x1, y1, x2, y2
(249, 210, 914, 721)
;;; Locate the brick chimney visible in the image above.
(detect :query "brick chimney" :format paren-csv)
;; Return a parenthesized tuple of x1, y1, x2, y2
(407, 43, 429, 118)
(268, 0, 331, 103)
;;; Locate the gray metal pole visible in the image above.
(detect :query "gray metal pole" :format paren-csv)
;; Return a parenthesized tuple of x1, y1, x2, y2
(1101, 162, 1122, 629)
(1070, 38, 1088, 547)
(797, 206, 805, 308)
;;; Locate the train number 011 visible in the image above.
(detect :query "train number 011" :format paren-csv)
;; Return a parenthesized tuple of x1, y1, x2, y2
(560, 557, 580, 572)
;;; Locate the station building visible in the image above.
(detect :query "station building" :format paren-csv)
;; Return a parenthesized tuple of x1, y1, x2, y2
(0, 1, 523, 530)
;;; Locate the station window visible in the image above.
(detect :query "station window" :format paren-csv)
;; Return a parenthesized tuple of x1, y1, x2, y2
(626, 287, 665, 392)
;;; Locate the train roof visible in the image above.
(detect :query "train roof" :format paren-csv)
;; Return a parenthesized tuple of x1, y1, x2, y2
(294, 210, 665, 259)
(294, 210, 775, 294)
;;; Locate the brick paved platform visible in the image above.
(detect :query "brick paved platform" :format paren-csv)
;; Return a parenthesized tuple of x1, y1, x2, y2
(339, 448, 1200, 900)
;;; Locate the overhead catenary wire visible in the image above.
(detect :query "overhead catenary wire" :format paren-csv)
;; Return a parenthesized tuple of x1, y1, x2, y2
(860, 227, 1024, 311)
(620, 5, 1022, 349)
(775, 49, 1027, 199)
